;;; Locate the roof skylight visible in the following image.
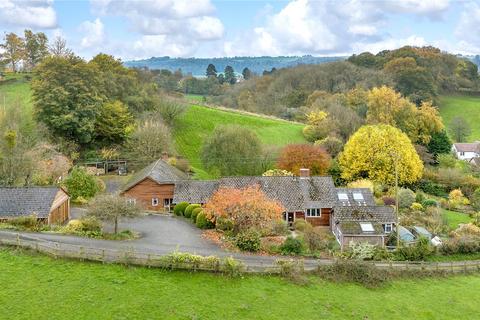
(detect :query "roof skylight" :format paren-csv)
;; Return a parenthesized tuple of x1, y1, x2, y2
(360, 223, 374, 232)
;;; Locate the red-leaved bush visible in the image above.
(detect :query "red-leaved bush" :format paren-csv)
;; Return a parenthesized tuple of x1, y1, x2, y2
(277, 144, 331, 176)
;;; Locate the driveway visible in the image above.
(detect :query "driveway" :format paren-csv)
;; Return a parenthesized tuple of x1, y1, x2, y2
(0, 209, 329, 268)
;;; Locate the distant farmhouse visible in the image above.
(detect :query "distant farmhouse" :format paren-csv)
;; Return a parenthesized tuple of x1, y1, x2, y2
(0, 187, 70, 225)
(452, 142, 480, 162)
(122, 159, 396, 249)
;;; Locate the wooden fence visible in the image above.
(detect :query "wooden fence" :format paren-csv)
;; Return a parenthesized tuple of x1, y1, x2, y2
(2, 234, 480, 275)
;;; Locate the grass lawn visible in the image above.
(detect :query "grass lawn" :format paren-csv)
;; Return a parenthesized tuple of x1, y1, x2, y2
(1, 248, 480, 320)
(441, 209, 472, 229)
(439, 95, 480, 141)
(174, 104, 306, 178)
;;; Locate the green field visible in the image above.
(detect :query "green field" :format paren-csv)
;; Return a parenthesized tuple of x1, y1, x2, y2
(439, 95, 480, 142)
(442, 209, 472, 229)
(174, 105, 306, 178)
(1, 248, 480, 319)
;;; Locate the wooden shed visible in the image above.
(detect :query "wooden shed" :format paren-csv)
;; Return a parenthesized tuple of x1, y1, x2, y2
(0, 187, 70, 225)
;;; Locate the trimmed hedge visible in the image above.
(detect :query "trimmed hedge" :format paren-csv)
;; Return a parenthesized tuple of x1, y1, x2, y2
(184, 204, 201, 218)
(191, 207, 203, 223)
(280, 236, 304, 255)
(173, 202, 189, 216)
(196, 212, 214, 229)
(235, 229, 261, 252)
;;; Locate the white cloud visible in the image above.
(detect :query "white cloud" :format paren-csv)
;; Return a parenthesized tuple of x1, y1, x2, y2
(454, 2, 480, 54)
(89, 0, 223, 58)
(0, 0, 57, 29)
(79, 18, 105, 48)
(381, 0, 450, 17)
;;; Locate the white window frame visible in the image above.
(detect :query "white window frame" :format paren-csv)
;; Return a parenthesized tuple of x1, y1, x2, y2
(126, 198, 136, 205)
(353, 192, 364, 201)
(384, 223, 393, 233)
(306, 208, 321, 217)
(337, 193, 348, 201)
(152, 198, 159, 207)
(360, 222, 374, 232)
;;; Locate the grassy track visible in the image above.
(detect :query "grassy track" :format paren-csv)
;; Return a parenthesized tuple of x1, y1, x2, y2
(174, 104, 306, 178)
(1, 248, 480, 320)
(439, 95, 480, 142)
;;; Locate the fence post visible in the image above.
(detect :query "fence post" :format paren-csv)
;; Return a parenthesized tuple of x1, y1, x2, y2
(16, 234, 20, 248)
(464, 261, 467, 274)
(80, 246, 84, 261)
(451, 261, 454, 273)
(102, 249, 105, 263)
(436, 262, 439, 272)
(147, 254, 151, 268)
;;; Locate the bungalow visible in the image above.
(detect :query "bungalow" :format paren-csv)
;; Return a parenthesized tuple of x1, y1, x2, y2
(125, 160, 397, 248)
(452, 142, 480, 162)
(0, 187, 70, 225)
(120, 159, 188, 211)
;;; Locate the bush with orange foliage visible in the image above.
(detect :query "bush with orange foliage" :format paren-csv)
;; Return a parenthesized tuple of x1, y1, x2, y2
(204, 185, 285, 234)
(276, 144, 331, 176)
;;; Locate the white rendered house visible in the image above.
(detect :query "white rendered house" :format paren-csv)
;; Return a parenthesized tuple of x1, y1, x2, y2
(452, 142, 480, 161)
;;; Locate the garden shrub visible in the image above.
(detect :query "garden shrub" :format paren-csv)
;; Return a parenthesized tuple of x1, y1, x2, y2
(222, 256, 245, 277)
(9, 215, 39, 231)
(344, 242, 377, 260)
(418, 180, 448, 197)
(173, 202, 189, 216)
(196, 212, 214, 229)
(293, 220, 311, 232)
(235, 229, 261, 252)
(471, 188, 480, 211)
(271, 220, 289, 236)
(79, 216, 102, 232)
(158, 251, 221, 271)
(440, 237, 480, 255)
(280, 236, 304, 255)
(398, 188, 416, 208)
(422, 199, 438, 207)
(303, 227, 331, 252)
(63, 166, 99, 201)
(184, 204, 201, 218)
(382, 196, 396, 206)
(191, 207, 203, 223)
(215, 217, 234, 232)
(410, 202, 424, 211)
(317, 260, 389, 288)
(394, 238, 434, 261)
(276, 259, 308, 285)
(415, 191, 426, 203)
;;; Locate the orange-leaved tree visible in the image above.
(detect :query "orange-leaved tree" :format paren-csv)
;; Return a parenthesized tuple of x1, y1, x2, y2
(204, 185, 284, 234)
(277, 144, 331, 176)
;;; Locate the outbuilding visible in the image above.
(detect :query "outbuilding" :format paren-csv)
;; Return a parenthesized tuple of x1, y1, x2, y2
(0, 187, 70, 225)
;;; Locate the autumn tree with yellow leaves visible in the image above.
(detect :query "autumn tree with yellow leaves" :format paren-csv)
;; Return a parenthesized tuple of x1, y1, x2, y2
(339, 124, 423, 185)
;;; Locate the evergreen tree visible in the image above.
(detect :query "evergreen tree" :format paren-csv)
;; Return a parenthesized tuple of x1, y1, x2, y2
(427, 130, 452, 156)
(242, 67, 252, 80)
(224, 65, 236, 84)
(206, 63, 217, 78)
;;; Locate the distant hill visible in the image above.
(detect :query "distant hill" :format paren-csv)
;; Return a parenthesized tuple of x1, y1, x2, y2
(124, 56, 345, 76)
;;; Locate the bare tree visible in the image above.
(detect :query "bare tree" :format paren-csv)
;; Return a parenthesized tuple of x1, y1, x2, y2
(49, 36, 73, 57)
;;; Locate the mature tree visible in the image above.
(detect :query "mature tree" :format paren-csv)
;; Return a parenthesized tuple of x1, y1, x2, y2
(23, 30, 49, 70)
(125, 119, 173, 168)
(277, 144, 331, 176)
(0, 129, 36, 186)
(204, 185, 284, 234)
(87, 194, 141, 234)
(427, 130, 452, 156)
(48, 36, 73, 57)
(217, 73, 225, 84)
(31, 143, 72, 185)
(155, 98, 186, 125)
(0, 33, 24, 72)
(262, 169, 294, 176)
(63, 167, 99, 201)
(339, 125, 423, 185)
(242, 67, 252, 80)
(206, 63, 217, 78)
(315, 136, 344, 158)
(366, 86, 443, 144)
(224, 65, 236, 84)
(201, 125, 263, 176)
(95, 100, 134, 145)
(32, 56, 103, 145)
(449, 116, 471, 142)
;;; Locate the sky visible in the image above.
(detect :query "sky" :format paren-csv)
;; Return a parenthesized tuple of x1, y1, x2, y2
(0, 0, 479, 60)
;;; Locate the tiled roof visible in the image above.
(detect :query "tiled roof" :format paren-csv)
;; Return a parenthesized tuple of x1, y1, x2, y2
(0, 187, 62, 218)
(453, 143, 480, 153)
(333, 205, 396, 223)
(122, 159, 188, 192)
(173, 176, 337, 212)
(173, 180, 219, 204)
(337, 221, 386, 235)
(335, 188, 376, 206)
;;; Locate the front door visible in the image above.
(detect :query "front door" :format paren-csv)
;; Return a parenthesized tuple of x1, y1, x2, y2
(283, 212, 295, 226)
(164, 198, 173, 212)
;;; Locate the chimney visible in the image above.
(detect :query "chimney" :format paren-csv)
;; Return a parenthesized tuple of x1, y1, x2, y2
(299, 168, 310, 178)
